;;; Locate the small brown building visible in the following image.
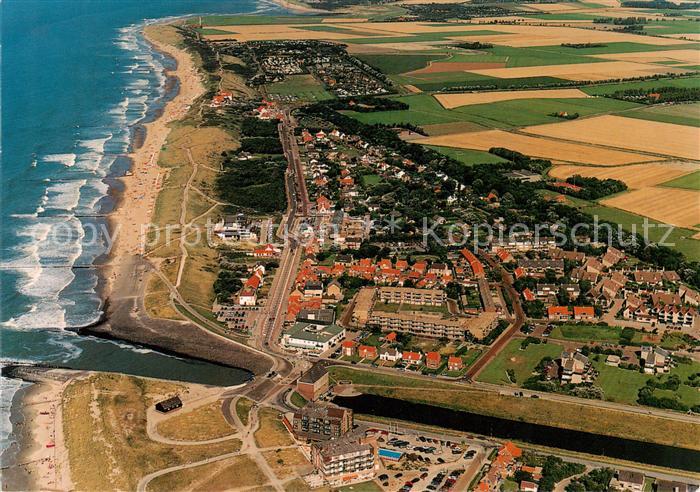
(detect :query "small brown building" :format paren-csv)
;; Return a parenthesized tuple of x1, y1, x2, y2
(297, 363, 329, 402)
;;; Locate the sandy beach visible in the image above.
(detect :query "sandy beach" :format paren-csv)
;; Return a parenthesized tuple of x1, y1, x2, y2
(270, 0, 328, 14)
(103, 26, 206, 300)
(1, 369, 75, 491)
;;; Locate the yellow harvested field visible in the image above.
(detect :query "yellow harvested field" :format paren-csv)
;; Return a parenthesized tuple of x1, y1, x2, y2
(418, 130, 656, 165)
(465, 61, 687, 81)
(448, 24, 689, 47)
(601, 187, 700, 228)
(434, 88, 590, 109)
(523, 115, 700, 160)
(522, 3, 583, 11)
(549, 161, 699, 189)
(322, 17, 368, 22)
(592, 49, 700, 64)
(665, 33, 700, 41)
(203, 24, 363, 41)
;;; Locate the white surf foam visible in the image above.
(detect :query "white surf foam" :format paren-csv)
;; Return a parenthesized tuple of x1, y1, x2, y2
(41, 153, 76, 167)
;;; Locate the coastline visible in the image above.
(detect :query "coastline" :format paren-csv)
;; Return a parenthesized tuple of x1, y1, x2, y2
(1, 369, 75, 491)
(269, 0, 329, 14)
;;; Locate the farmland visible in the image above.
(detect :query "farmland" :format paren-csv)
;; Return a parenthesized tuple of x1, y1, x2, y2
(661, 170, 700, 190)
(600, 187, 700, 229)
(549, 161, 699, 189)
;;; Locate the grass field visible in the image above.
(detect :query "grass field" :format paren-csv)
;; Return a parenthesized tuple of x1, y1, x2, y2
(361, 173, 383, 186)
(477, 339, 563, 385)
(357, 53, 449, 74)
(425, 145, 509, 165)
(236, 397, 254, 427)
(345, 93, 641, 129)
(661, 170, 700, 190)
(624, 102, 700, 127)
(549, 324, 622, 343)
(63, 374, 240, 491)
(254, 408, 294, 448)
(147, 455, 266, 492)
(156, 401, 234, 441)
(266, 74, 333, 102)
(581, 75, 700, 95)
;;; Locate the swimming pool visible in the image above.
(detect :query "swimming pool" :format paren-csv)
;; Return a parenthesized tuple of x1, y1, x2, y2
(379, 448, 403, 461)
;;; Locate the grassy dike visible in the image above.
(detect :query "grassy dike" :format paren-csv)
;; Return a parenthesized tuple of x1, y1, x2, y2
(329, 366, 700, 452)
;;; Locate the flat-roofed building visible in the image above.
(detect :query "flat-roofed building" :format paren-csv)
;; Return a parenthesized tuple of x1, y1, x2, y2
(292, 402, 353, 441)
(311, 435, 379, 487)
(297, 363, 329, 402)
(283, 323, 345, 353)
(378, 287, 446, 306)
(368, 310, 497, 340)
(352, 287, 376, 326)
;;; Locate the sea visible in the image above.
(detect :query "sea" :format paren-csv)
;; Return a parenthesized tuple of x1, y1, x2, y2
(0, 0, 291, 457)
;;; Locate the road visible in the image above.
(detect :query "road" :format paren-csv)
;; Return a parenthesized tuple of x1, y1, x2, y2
(465, 249, 525, 380)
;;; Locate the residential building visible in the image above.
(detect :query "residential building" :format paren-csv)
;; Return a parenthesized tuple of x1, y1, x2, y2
(402, 351, 422, 365)
(297, 308, 335, 325)
(368, 310, 496, 340)
(341, 341, 356, 357)
(641, 346, 671, 374)
(352, 287, 376, 326)
(447, 356, 463, 372)
(573, 306, 595, 321)
(560, 351, 590, 385)
(292, 402, 353, 441)
(425, 351, 441, 369)
(358, 345, 378, 360)
(548, 306, 572, 321)
(297, 364, 330, 402)
(283, 323, 345, 353)
(310, 435, 379, 487)
(378, 347, 401, 362)
(614, 470, 644, 492)
(377, 287, 446, 306)
(518, 259, 564, 276)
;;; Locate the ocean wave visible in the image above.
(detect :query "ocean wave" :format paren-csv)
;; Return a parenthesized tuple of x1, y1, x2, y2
(44, 179, 86, 211)
(41, 153, 76, 167)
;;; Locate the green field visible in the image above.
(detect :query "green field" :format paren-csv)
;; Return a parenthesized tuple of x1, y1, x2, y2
(339, 30, 505, 45)
(524, 42, 700, 56)
(478, 339, 563, 385)
(568, 196, 700, 261)
(344, 93, 641, 128)
(266, 74, 333, 102)
(425, 146, 508, 166)
(593, 358, 700, 407)
(581, 75, 700, 96)
(549, 324, 623, 343)
(191, 15, 327, 25)
(357, 53, 450, 74)
(623, 102, 700, 127)
(660, 170, 700, 190)
(361, 173, 383, 186)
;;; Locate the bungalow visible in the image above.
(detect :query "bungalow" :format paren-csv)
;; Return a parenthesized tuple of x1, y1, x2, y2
(341, 341, 356, 357)
(383, 331, 397, 343)
(425, 351, 441, 370)
(402, 351, 423, 365)
(633, 270, 664, 286)
(521, 481, 539, 492)
(640, 346, 671, 374)
(548, 306, 572, 321)
(560, 351, 589, 385)
(379, 347, 402, 362)
(253, 244, 281, 258)
(522, 288, 536, 302)
(316, 195, 333, 214)
(358, 345, 378, 360)
(447, 356, 463, 372)
(573, 306, 595, 321)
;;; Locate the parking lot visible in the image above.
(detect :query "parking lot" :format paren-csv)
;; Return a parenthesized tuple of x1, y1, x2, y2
(369, 430, 486, 492)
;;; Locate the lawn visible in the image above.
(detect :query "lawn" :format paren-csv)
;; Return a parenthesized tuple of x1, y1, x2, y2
(156, 401, 234, 441)
(593, 358, 700, 408)
(623, 102, 700, 128)
(328, 365, 457, 389)
(337, 480, 383, 492)
(549, 324, 622, 343)
(661, 170, 700, 190)
(356, 53, 450, 74)
(373, 301, 450, 315)
(477, 339, 563, 385)
(361, 173, 383, 186)
(266, 74, 334, 102)
(426, 146, 508, 166)
(290, 391, 308, 408)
